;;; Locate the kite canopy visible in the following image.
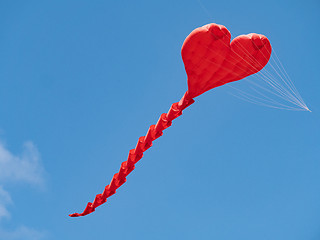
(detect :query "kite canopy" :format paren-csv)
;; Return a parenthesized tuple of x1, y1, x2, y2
(182, 23, 271, 98)
(69, 23, 271, 217)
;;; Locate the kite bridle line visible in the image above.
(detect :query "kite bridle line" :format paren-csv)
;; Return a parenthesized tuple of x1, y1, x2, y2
(69, 92, 194, 217)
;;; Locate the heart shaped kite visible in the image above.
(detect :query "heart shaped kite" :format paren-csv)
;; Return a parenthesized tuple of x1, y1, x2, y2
(70, 23, 271, 217)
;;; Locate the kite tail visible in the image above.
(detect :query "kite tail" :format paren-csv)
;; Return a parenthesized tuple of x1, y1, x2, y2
(69, 92, 194, 217)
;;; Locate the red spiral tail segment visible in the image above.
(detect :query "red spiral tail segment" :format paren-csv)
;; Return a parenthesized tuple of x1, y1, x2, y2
(69, 92, 194, 217)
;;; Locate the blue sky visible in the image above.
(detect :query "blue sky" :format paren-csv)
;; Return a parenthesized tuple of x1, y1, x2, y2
(0, 1, 319, 239)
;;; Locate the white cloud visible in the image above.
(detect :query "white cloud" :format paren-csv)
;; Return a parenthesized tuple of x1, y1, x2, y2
(0, 141, 45, 187)
(0, 226, 46, 240)
(0, 141, 46, 239)
(0, 186, 12, 220)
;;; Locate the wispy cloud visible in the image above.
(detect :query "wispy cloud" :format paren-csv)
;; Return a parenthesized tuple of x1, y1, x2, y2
(0, 186, 12, 220)
(0, 140, 47, 239)
(0, 141, 45, 187)
(0, 226, 46, 240)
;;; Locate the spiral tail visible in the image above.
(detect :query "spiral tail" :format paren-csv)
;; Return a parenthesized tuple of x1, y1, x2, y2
(69, 92, 194, 217)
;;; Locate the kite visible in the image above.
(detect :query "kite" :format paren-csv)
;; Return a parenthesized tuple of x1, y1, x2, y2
(69, 23, 272, 217)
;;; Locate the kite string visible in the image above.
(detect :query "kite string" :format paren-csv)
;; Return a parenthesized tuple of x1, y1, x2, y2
(202, 31, 309, 111)
(69, 93, 195, 217)
(195, 0, 309, 111)
(236, 43, 309, 110)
